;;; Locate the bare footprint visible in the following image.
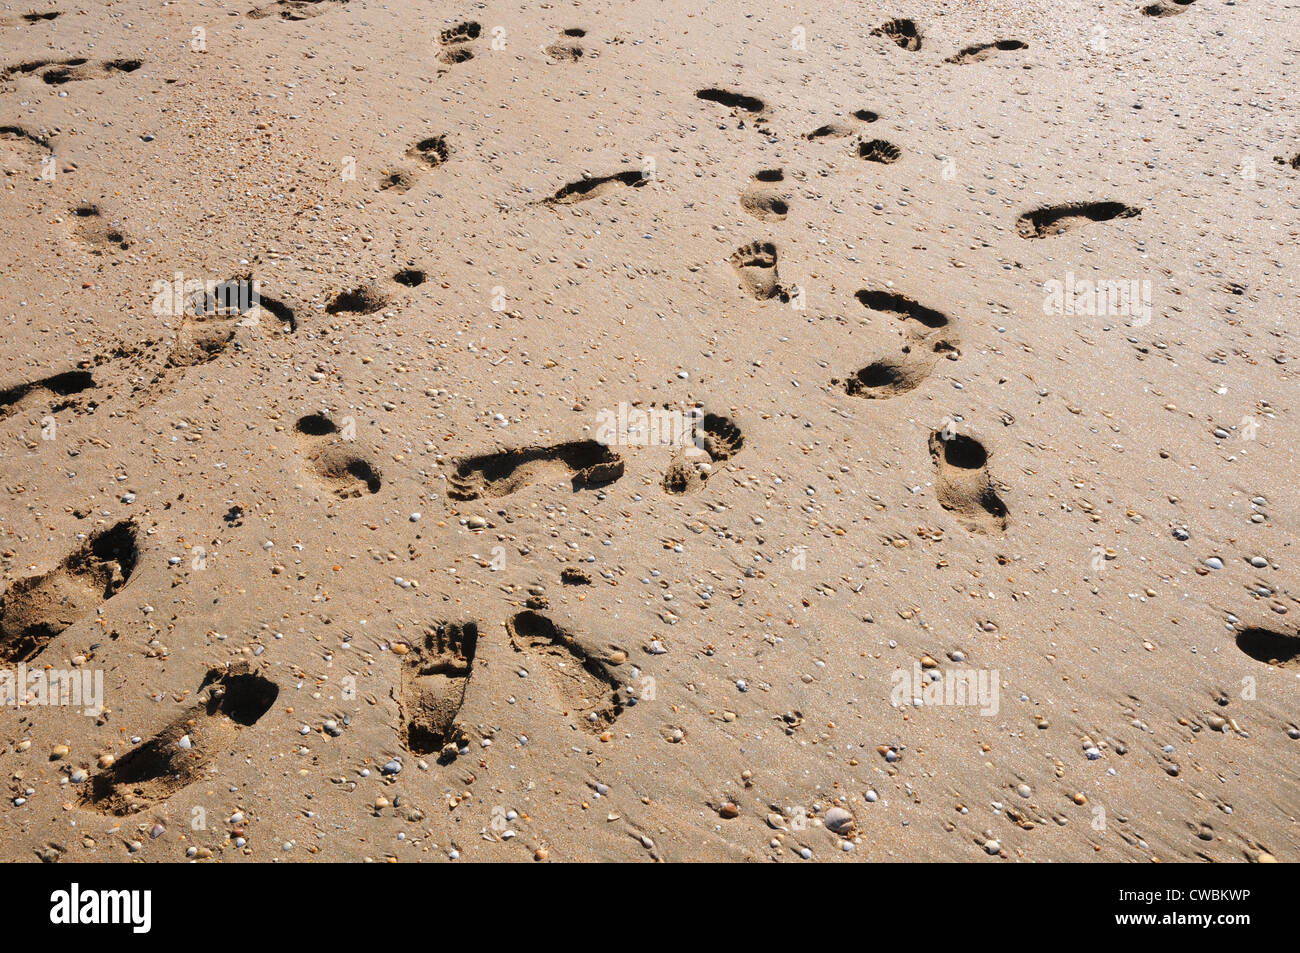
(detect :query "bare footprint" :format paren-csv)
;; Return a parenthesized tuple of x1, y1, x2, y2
(0, 521, 138, 664)
(71, 203, 131, 253)
(839, 340, 957, 399)
(729, 241, 786, 301)
(79, 662, 279, 815)
(945, 40, 1027, 64)
(249, 0, 348, 20)
(397, 621, 479, 760)
(545, 27, 586, 61)
(1016, 201, 1141, 239)
(928, 430, 1008, 533)
(739, 169, 789, 221)
(541, 169, 647, 205)
(294, 413, 382, 498)
(1142, 0, 1194, 16)
(663, 412, 744, 494)
(872, 19, 922, 51)
(438, 20, 480, 64)
(856, 289, 953, 336)
(447, 440, 624, 500)
(505, 611, 625, 731)
(858, 138, 901, 164)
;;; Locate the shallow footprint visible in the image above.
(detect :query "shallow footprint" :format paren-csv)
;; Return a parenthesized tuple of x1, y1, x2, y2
(448, 440, 623, 500)
(928, 430, 1008, 533)
(505, 611, 625, 731)
(397, 621, 479, 760)
(542, 169, 646, 205)
(71, 203, 131, 253)
(0, 520, 138, 663)
(545, 28, 586, 61)
(839, 341, 957, 399)
(1015, 201, 1141, 239)
(79, 662, 279, 815)
(729, 241, 786, 301)
(663, 412, 744, 494)
(294, 413, 382, 499)
(1142, 0, 1194, 16)
(945, 40, 1027, 64)
(739, 169, 789, 222)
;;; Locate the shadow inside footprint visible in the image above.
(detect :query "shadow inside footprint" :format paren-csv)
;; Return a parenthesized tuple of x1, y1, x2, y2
(79, 663, 278, 815)
(1016, 202, 1141, 239)
(448, 440, 624, 500)
(398, 621, 479, 759)
(928, 431, 1008, 533)
(0, 521, 137, 663)
(1235, 627, 1299, 668)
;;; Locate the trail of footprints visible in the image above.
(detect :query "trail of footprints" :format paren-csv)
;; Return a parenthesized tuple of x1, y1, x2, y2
(5, 11, 1258, 836)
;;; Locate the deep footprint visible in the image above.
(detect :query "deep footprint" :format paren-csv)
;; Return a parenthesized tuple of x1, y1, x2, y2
(858, 139, 901, 164)
(928, 431, 1008, 533)
(872, 19, 922, 51)
(839, 341, 956, 399)
(1235, 627, 1299, 669)
(663, 412, 744, 494)
(398, 621, 479, 758)
(0, 521, 138, 664)
(79, 662, 278, 815)
(294, 413, 382, 498)
(856, 289, 952, 334)
(448, 440, 624, 500)
(1016, 201, 1141, 238)
(729, 241, 786, 301)
(505, 611, 624, 730)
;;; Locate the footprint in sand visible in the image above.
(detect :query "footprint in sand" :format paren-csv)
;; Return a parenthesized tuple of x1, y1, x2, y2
(447, 440, 624, 501)
(544, 28, 587, 62)
(1234, 626, 1299, 669)
(505, 611, 626, 732)
(325, 281, 389, 315)
(0, 366, 98, 424)
(872, 19, 922, 51)
(945, 40, 1028, 64)
(20, 57, 141, 85)
(729, 241, 787, 301)
(378, 135, 449, 193)
(396, 621, 479, 760)
(856, 289, 953, 337)
(293, 413, 382, 499)
(438, 20, 481, 64)
(0, 521, 138, 664)
(70, 203, 131, 253)
(1015, 201, 1141, 239)
(541, 169, 647, 205)
(0, 124, 51, 173)
(838, 340, 959, 400)
(928, 430, 1008, 534)
(79, 662, 279, 815)
(858, 138, 901, 164)
(696, 87, 770, 131)
(663, 412, 745, 494)
(1142, 0, 1195, 16)
(0, 11, 63, 26)
(739, 169, 789, 221)
(248, 0, 348, 20)
(1274, 152, 1299, 170)
(806, 109, 878, 140)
